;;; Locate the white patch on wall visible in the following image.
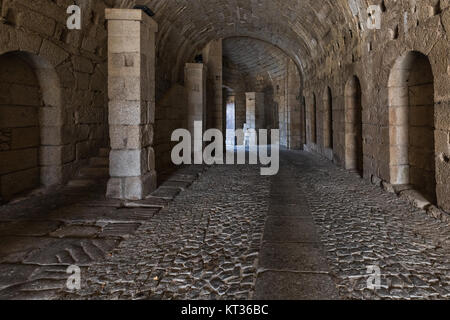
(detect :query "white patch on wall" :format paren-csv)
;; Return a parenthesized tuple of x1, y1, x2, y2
(347, 0, 369, 31)
(367, 5, 381, 30)
(348, 0, 360, 16)
(404, 11, 409, 34)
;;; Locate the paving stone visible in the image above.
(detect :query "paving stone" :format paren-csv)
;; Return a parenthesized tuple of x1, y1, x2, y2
(0, 264, 38, 291)
(0, 221, 61, 236)
(62, 163, 269, 300)
(23, 239, 119, 266)
(49, 225, 102, 238)
(268, 204, 311, 217)
(263, 216, 319, 243)
(150, 187, 181, 200)
(3, 150, 450, 300)
(160, 181, 192, 190)
(259, 242, 329, 272)
(0, 237, 57, 264)
(254, 271, 340, 300)
(99, 223, 141, 239)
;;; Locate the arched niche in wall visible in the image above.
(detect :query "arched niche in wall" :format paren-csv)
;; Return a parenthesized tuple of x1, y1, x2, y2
(311, 93, 317, 144)
(323, 86, 333, 149)
(388, 51, 436, 203)
(302, 95, 307, 146)
(0, 51, 63, 201)
(344, 76, 363, 176)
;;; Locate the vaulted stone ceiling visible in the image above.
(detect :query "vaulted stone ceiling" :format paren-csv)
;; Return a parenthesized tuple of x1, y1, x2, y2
(111, 0, 377, 93)
(223, 37, 288, 80)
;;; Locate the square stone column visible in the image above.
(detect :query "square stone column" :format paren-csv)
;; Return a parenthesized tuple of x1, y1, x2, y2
(202, 39, 223, 131)
(105, 9, 158, 200)
(246, 92, 265, 130)
(185, 63, 207, 152)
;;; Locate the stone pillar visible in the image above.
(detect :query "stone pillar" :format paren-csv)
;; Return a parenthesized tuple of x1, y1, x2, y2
(203, 39, 223, 131)
(246, 92, 265, 130)
(105, 9, 158, 200)
(185, 63, 207, 151)
(287, 60, 302, 150)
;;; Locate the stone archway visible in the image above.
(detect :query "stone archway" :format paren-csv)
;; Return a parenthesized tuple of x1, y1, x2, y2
(0, 51, 63, 201)
(344, 76, 363, 176)
(388, 51, 436, 202)
(323, 86, 333, 149)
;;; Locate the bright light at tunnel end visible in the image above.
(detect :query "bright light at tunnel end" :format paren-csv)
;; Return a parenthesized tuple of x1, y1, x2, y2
(171, 122, 280, 176)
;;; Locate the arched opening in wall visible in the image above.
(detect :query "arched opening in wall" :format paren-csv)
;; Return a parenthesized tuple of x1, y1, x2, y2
(311, 93, 317, 144)
(222, 36, 302, 150)
(225, 94, 236, 146)
(344, 76, 363, 176)
(323, 87, 333, 149)
(388, 51, 436, 203)
(300, 96, 308, 144)
(0, 51, 63, 202)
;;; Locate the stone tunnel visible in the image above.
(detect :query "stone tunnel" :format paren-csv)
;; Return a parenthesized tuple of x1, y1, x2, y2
(0, 0, 450, 300)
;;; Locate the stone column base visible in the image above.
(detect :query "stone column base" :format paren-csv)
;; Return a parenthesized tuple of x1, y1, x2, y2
(107, 171, 157, 200)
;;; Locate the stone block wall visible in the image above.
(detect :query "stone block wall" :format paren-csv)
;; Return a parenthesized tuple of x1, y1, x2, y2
(0, 54, 40, 199)
(245, 92, 265, 130)
(185, 63, 207, 151)
(302, 2, 450, 212)
(203, 39, 223, 131)
(155, 84, 187, 179)
(0, 0, 109, 200)
(223, 57, 246, 135)
(105, 8, 158, 200)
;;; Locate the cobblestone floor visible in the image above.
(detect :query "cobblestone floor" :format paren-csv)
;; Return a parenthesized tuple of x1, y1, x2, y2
(63, 163, 270, 300)
(0, 166, 207, 299)
(2, 150, 450, 300)
(280, 150, 450, 300)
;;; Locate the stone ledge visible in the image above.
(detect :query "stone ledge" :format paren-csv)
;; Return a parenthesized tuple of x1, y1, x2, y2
(185, 63, 207, 70)
(374, 176, 450, 224)
(304, 153, 450, 225)
(105, 9, 158, 32)
(121, 165, 208, 208)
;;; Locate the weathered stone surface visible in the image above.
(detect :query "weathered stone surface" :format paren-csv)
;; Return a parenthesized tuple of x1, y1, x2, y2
(106, 10, 158, 201)
(0, 163, 202, 299)
(254, 272, 340, 300)
(1, 0, 450, 302)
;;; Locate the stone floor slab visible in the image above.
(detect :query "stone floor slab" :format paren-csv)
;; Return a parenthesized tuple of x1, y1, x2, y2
(2, 150, 450, 300)
(259, 242, 329, 272)
(254, 271, 340, 300)
(263, 216, 319, 243)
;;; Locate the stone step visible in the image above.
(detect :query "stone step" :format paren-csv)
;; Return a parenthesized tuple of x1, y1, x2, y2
(67, 179, 97, 188)
(79, 167, 110, 179)
(90, 157, 109, 167)
(98, 148, 110, 158)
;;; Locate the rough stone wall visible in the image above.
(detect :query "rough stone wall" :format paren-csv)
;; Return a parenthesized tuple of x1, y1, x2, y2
(0, 0, 109, 196)
(275, 78, 288, 146)
(155, 84, 187, 180)
(3, 0, 449, 212)
(286, 59, 302, 149)
(203, 39, 223, 131)
(105, 9, 158, 200)
(0, 54, 41, 199)
(223, 43, 301, 149)
(245, 92, 265, 130)
(303, 1, 450, 212)
(223, 57, 246, 132)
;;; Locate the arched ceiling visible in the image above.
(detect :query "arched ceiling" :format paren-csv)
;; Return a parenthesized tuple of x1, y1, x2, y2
(223, 37, 288, 80)
(112, 0, 373, 90)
